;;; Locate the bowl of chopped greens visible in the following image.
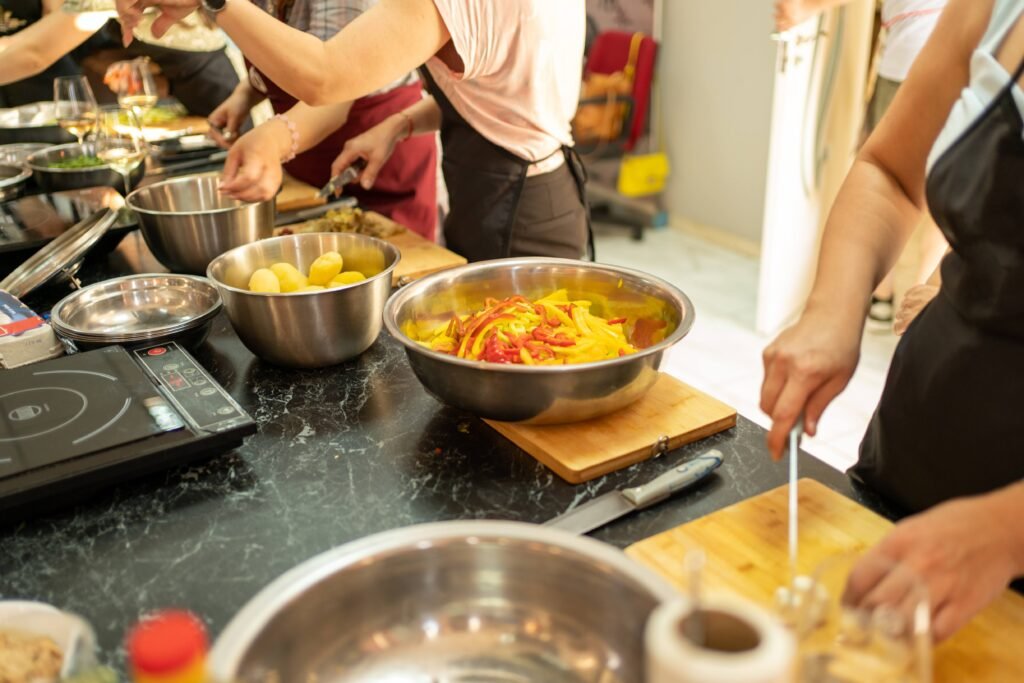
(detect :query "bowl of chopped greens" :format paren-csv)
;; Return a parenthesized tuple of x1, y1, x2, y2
(26, 142, 144, 194)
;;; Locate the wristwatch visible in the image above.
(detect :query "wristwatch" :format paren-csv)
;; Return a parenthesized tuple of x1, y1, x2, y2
(201, 0, 227, 16)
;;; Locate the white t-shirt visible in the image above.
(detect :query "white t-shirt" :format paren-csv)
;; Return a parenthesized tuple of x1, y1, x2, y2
(927, 0, 1024, 171)
(426, 0, 586, 171)
(878, 0, 948, 81)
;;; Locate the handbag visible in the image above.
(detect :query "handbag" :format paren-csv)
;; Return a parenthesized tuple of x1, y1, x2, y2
(572, 32, 645, 146)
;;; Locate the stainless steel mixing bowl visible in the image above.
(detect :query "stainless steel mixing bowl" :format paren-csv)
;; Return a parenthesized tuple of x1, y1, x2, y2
(0, 142, 50, 166)
(127, 173, 275, 275)
(209, 521, 677, 683)
(26, 142, 145, 194)
(383, 258, 695, 424)
(0, 164, 30, 201)
(206, 232, 400, 368)
(49, 273, 222, 350)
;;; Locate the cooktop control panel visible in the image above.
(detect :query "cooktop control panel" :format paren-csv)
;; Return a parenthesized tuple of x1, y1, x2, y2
(134, 343, 250, 434)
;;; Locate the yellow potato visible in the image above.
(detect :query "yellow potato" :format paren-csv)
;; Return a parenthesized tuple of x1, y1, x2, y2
(328, 271, 367, 288)
(307, 251, 344, 286)
(270, 262, 307, 292)
(248, 268, 281, 293)
(299, 285, 325, 292)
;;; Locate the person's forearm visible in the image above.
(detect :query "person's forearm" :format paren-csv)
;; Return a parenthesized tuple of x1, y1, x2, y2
(232, 79, 266, 109)
(253, 100, 354, 162)
(0, 11, 97, 85)
(364, 96, 440, 150)
(983, 482, 1024, 576)
(393, 96, 441, 137)
(211, 0, 447, 106)
(287, 101, 354, 153)
(804, 154, 923, 331)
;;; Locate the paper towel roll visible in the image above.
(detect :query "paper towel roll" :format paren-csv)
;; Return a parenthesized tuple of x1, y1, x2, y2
(645, 594, 796, 683)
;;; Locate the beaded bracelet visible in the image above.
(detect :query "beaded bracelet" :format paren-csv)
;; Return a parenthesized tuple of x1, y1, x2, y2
(397, 111, 414, 140)
(273, 113, 299, 162)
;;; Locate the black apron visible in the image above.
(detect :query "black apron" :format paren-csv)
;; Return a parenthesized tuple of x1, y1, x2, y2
(0, 0, 79, 107)
(851, 54, 1024, 512)
(419, 66, 592, 262)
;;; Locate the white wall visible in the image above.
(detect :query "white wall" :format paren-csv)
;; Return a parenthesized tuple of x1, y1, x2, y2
(658, 1, 778, 246)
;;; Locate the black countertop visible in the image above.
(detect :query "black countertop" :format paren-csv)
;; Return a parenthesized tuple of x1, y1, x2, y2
(0, 233, 897, 668)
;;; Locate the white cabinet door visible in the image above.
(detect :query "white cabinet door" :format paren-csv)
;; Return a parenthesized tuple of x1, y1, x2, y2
(756, 2, 874, 336)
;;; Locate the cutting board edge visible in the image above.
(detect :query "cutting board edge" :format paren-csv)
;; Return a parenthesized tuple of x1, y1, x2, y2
(572, 411, 738, 483)
(485, 402, 738, 485)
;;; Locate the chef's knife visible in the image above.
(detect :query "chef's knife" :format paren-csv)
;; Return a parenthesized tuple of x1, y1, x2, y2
(317, 159, 367, 199)
(544, 450, 724, 535)
(274, 196, 358, 227)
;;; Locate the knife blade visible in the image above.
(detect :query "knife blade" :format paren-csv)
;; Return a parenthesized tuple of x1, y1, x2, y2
(274, 196, 358, 227)
(317, 159, 367, 199)
(543, 450, 724, 535)
(788, 419, 803, 573)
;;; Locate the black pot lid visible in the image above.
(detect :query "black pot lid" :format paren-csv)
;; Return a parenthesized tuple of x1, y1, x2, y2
(0, 208, 116, 299)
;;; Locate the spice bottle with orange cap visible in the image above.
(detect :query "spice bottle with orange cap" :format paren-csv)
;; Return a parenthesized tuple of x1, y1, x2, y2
(126, 610, 208, 683)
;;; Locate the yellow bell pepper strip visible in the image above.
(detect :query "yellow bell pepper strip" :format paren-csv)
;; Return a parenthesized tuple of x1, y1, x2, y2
(408, 291, 649, 365)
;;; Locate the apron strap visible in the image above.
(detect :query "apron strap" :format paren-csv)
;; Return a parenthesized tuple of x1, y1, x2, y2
(1013, 53, 1024, 83)
(564, 145, 596, 262)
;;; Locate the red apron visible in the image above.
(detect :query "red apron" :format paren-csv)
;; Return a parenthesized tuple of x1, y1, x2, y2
(247, 62, 438, 240)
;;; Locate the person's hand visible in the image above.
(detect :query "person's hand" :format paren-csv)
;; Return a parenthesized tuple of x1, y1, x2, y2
(207, 91, 253, 148)
(217, 119, 291, 202)
(845, 492, 1024, 642)
(116, 0, 198, 46)
(330, 114, 406, 192)
(761, 308, 861, 459)
(774, 0, 817, 33)
(894, 284, 939, 336)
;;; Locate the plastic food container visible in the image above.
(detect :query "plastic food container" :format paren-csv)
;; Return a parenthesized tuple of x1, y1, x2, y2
(0, 601, 98, 681)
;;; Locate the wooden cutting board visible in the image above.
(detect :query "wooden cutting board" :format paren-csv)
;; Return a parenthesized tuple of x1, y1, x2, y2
(281, 210, 466, 286)
(485, 373, 736, 483)
(385, 222, 467, 285)
(626, 479, 1024, 682)
(143, 115, 208, 141)
(276, 173, 327, 213)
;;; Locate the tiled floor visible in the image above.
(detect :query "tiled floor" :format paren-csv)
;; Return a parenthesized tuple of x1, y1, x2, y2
(593, 222, 900, 472)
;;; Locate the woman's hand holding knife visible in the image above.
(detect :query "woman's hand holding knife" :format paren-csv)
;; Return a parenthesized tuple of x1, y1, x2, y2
(760, 304, 862, 460)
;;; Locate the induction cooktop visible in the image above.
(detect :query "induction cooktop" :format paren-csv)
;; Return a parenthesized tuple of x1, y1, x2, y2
(0, 343, 256, 516)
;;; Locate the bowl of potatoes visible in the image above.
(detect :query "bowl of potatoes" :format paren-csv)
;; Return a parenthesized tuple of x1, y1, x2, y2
(206, 232, 400, 368)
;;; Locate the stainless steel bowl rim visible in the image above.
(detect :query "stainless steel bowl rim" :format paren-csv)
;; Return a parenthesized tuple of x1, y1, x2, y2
(0, 209, 117, 299)
(383, 256, 695, 374)
(50, 311, 218, 340)
(126, 172, 265, 217)
(26, 143, 115, 174)
(0, 142, 51, 155)
(206, 232, 402, 296)
(207, 519, 677, 680)
(49, 273, 222, 338)
(0, 164, 31, 186)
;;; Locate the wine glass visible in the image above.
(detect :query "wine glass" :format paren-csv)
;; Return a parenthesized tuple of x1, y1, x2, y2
(95, 107, 147, 195)
(115, 58, 159, 128)
(53, 76, 98, 146)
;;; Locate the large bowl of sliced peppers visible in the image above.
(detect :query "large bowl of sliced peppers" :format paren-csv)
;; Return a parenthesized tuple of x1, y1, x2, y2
(384, 257, 695, 424)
